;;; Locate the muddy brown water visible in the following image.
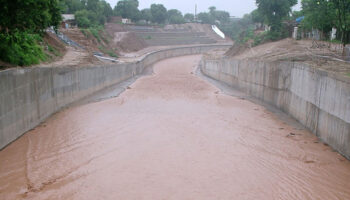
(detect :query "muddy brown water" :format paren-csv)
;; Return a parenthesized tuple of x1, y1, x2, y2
(1, 55, 350, 199)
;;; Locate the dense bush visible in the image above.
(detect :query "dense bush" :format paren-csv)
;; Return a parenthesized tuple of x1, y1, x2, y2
(0, 32, 46, 66)
(0, 0, 61, 66)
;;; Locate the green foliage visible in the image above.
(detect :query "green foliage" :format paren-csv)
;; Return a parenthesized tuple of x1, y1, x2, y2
(197, 6, 230, 25)
(0, 32, 47, 66)
(80, 26, 104, 43)
(98, 46, 118, 58)
(167, 9, 185, 24)
(150, 4, 167, 24)
(198, 12, 215, 24)
(220, 13, 255, 41)
(140, 8, 152, 22)
(0, 0, 62, 34)
(213, 11, 230, 24)
(47, 44, 62, 57)
(114, 0, 140, 22)
(0, 0, 62, 65)
(301, 0, 335, 34)
(60, 0, 113, 28)
(330, 0, 350, 46)
(251, 9, 265, 24)
(89, 27, 102, 42)
(240, 28, 255, 44)
(301, 0, 350, 46)
(80, 29, 88, 37)
(253, 31, 282, 45)
(253, 32, 269, 46)
(184, 13, 194, 22)
(106, 50, 117, 58)
(256, 0, 297, 38)
(59, 0, 84, 13)
(145, 36, 152, 40)
(75, 10, 92, 28)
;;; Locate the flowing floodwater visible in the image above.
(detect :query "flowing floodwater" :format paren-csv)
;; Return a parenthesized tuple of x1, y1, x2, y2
(0, 55, 350, 199)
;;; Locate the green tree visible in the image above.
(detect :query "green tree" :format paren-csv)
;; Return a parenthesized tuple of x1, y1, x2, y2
(94, 0, 113, 24)
(150, 4, 167, 24)
(59, 0, 85, 14)
(0, 0, 62, 34)
(184, 13, 194, 22)
(167, 9, 185, 24)
(251, 9, 265, 25)
(102, 1, 113, 20)
(0, 0, 62, 66)
(301, 0, 335, 36)
(209, 6, 217, 16)
(330, 0, 350, 46)
(220, 12, 255, 41)
(140, 8, 152, 22)
(198, 12, 215, 24)
(197, 7, 229, 25)
(87, 0, 99, 11)
(75, 9, 91, 27)
(214, 10, 230, 24)
(59, 0, 113, 27)
(256, 0, 298, 39)
(114, 0, 140, 22)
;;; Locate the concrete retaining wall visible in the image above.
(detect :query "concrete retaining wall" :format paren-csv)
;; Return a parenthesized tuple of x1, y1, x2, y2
(201, 58, 350, 158)
(0, 45, 230, 149)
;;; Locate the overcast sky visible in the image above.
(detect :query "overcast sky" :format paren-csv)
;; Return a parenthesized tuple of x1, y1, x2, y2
(106, 0, 301, 18)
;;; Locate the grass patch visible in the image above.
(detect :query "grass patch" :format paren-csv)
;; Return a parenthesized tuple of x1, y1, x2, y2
(346, 73, 350, 77)
(89, 28, 100, 42)
(81, 26, 106, 44)
(88, 26, 103, 43)
(81, 29, 88, 37)
(100, 35, 109, 44)
(145, 35, 152, 40)
(47, 44, 62, 57)
(107, 51, 117, 58)
(328, 39, 342, 44)
(98, 46, 118, 58)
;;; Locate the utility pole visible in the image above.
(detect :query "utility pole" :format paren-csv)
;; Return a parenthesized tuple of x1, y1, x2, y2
(195, 4, 197, 22)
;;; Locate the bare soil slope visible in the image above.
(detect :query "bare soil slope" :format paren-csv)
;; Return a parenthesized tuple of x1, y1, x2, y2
(125, 23, 232, 47)
(225, 38, 350, 75)
(60, 25, 147, 56)
(163, 23, 231, 43)
(105, 23, 147, 53)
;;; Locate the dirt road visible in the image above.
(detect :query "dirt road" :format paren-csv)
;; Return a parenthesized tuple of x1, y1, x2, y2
(1, 55, 350, 199)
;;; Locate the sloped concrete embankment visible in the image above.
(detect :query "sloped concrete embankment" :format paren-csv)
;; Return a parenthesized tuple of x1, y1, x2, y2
(200, 58, 350, 159)
(0, 45, 230, 149)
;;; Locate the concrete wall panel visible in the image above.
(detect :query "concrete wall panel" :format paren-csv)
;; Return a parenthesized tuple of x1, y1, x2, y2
(0, 45, 230, 149)
(201, 57, 350, 158)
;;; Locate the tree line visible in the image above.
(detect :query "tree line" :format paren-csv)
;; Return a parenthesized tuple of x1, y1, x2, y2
(219, 0, 349, 48)
(63, 0, 232, 27)
(59, 0, 192, 26)
(0, 0, 349, 66)
(113, 0, 191, 25)
(59, 0, 113, 27)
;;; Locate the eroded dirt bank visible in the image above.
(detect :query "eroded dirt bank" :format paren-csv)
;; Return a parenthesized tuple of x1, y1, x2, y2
(0, 55, 350, 199)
